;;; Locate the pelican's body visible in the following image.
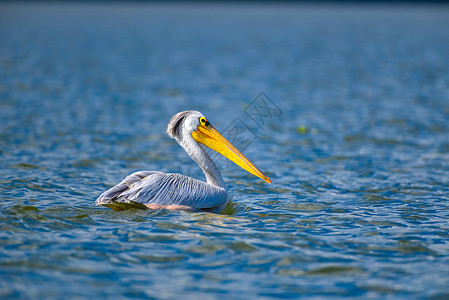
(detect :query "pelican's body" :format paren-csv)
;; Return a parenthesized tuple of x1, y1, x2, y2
(96, 111, 270, 213)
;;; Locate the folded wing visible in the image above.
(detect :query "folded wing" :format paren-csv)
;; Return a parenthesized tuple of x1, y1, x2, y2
(96, 171, 228, 211)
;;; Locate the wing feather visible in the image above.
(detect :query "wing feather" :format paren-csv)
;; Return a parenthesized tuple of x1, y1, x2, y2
(96, 171, 227, 211)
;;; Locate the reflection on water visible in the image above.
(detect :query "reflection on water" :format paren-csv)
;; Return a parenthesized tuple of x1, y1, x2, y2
(1, 2, 449, 299)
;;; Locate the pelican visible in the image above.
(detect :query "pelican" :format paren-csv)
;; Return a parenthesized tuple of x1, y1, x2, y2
(96, 110, 271, 213)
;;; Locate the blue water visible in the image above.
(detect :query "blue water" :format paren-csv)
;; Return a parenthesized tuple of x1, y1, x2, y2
(1, 3, 449, 299)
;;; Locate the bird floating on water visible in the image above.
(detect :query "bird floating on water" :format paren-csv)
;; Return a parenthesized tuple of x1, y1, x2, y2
(96, 110, 270, 213)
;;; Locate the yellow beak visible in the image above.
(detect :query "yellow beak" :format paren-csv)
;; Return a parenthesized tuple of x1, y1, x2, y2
(191, 124, 271, 184)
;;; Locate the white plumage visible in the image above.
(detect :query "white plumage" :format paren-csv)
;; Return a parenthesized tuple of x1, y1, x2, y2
(96, 110, 270, 213)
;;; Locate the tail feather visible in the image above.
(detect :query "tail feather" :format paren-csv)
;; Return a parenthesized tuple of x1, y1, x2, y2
(95, 171, 158, 206)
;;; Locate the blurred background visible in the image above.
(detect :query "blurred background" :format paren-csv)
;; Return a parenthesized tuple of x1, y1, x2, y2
(1, 1, 449, 299)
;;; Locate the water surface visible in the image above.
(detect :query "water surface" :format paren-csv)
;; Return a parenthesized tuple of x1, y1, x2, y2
(1, 3, 449, 299)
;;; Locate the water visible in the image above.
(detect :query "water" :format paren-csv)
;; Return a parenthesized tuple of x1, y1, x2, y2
(1, 3, 449, 299)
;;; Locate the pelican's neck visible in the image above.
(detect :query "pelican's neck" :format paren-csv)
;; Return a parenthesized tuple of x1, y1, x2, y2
(178, 135, 226, 189)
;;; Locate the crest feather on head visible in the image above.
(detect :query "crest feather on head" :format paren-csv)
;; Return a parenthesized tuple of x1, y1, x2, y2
(167, 111, 194, 139)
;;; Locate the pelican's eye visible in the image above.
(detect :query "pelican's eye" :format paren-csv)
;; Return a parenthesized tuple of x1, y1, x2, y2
(199, 117, 211, 127)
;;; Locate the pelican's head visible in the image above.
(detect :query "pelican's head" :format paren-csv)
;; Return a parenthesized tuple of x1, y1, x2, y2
(167, 110, 271, 184)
